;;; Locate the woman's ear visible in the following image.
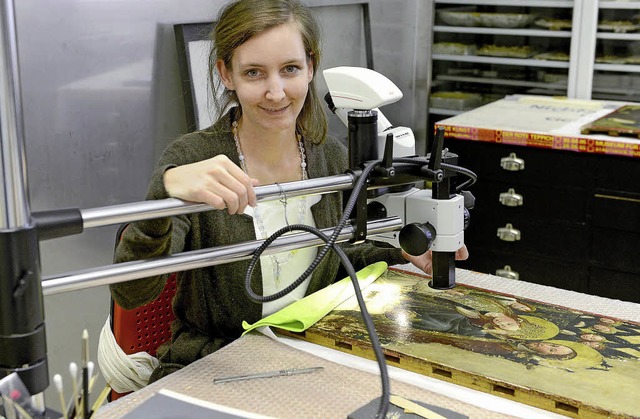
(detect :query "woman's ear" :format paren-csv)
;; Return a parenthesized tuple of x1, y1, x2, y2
(216, 59, 235, 90)
(307, 55, 314, 82)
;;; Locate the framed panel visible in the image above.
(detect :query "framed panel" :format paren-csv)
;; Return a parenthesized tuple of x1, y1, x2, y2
(174, 22, 217, 131)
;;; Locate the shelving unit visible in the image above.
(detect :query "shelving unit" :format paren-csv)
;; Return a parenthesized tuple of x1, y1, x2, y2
(592, 2, 640, 101)
(428, 0, 578, 125)
(427, 2, 640, 298)
(427, 1, 640, 126)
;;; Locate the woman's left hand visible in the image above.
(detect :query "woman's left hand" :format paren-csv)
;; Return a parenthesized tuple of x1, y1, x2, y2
(401, 245, 469, 276)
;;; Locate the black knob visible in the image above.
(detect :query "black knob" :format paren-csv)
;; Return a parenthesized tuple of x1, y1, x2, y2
(399, 222, 436, 256)
(461, 190, 475, 210)
(463, 207, 470, 230)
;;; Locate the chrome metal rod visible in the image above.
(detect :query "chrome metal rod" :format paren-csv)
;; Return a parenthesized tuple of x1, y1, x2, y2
(0, 0, 29, 229)
(41, 217, 402, 295)
(80, 174, 356, 229)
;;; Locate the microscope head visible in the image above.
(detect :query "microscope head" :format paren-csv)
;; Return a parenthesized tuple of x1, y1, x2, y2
(323, 66, 403, 110)
(323, 66, 415, 159)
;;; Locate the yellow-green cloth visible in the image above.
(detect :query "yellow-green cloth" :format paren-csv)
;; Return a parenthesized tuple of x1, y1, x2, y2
(242, 262, 388, 335)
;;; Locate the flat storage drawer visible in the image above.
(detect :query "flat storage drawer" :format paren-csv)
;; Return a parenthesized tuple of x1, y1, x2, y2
(591, 190, 640, 233)
(446, 140, 593, 187)
(591, 228, 640, 274)
(594, 155, 640, 193)
(464, 218, 590, 264)
(589, 267, 640, 303)
(471, 181, 587, 223)
(458, 249, 589, 293)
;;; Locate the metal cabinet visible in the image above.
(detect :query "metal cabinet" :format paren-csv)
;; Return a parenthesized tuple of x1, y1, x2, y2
(427, 0, 640, 131)
(446, 138, 640, 303)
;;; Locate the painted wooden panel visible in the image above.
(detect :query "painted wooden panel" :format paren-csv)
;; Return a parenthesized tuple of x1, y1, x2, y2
(279, 268, 640, 418)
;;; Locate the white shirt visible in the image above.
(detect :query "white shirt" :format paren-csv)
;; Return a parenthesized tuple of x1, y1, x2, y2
(244, 194, 322, 316)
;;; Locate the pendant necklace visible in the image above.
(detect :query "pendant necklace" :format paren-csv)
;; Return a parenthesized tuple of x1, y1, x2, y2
(232, 120, 308, 284)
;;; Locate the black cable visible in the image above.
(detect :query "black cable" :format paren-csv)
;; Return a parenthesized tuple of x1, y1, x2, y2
(442, 162, 477, 191)
(244, 158, 390, 417)
(243, 155, 476, 417)
(244, 158, 381, 303)
(247, 224, 391, 417)
(382, 156, 477, 192)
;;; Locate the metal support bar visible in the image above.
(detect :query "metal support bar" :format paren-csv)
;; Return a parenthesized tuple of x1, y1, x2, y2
(0, 0, 48, 404)
(0, 0, 29, 228)
(77, 174, 355, 229)
(41, 217, 403, 295)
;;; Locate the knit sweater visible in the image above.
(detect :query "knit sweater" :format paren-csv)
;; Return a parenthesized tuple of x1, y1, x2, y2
(110, 109, 405, 381)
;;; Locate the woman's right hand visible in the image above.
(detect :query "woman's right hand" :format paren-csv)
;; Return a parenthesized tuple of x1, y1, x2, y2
(163, 155, 258, 214)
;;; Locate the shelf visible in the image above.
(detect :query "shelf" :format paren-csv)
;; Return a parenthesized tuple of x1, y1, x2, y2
(597, 33, 640, 41)
(594, 63, 640, 73)
(433, 25, 572, 38)
(592, 85, 640, 96)
(434, 0, 574, 7)
(436, 74, 568, 90)
(432, 54, 570, 68)
(428, 108, 464, 116)
(598, 1, 640, 9)
(429, 1, 640, 116)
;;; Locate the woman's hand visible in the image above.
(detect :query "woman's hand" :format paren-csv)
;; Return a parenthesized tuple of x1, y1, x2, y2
(401, 245, 469, 276)
(164, 155, 259, 214)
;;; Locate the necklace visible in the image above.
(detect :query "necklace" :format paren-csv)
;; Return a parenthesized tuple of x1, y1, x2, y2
(232, 120, 308, 284)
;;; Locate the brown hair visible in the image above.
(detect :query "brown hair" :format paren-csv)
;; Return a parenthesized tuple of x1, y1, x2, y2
(209, 0, 327, 144)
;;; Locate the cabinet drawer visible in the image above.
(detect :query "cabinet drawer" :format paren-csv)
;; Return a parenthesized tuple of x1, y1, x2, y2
(446, 139, 592, 187)
(591, 227, 640, 274)
(594, 155, 640, 194)
(589, 267, 640, 303)
(457, 249, 588, 293)
(471, 181, 587, 223)
(464, 218, 590, 263)
(591, 190, 640, 233)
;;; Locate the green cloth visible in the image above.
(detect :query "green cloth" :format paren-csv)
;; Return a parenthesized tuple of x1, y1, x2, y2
(241, 262, 388, 335)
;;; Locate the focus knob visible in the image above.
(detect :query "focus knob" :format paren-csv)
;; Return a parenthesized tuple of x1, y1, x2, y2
(399, 222, 436, 256)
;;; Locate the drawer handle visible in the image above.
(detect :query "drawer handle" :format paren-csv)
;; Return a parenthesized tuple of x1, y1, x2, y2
(497, 223, 521, 242)
(496, 265, 519, 280)
(500, 153, 525, 171)
(499, 188, 524, 207)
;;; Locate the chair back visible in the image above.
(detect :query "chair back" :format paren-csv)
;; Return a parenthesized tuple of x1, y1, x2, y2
(109, 224, 177, 400)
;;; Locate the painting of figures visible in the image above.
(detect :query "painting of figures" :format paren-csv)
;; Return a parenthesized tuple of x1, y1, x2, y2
(288, 268, 640, 418)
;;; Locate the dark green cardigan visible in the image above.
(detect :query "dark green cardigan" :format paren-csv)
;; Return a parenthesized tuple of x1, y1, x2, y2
(111, 110, 404, 381)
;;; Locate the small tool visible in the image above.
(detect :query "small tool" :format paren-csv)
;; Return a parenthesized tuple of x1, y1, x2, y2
(213, 366, 324, 384)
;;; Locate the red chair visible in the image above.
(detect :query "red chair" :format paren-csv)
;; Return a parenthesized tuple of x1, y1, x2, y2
(109, 225, 178, 400)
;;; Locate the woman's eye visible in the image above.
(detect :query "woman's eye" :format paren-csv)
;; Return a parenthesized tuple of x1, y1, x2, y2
(284, 65, 299, 74)
(245, 69, 260, 77)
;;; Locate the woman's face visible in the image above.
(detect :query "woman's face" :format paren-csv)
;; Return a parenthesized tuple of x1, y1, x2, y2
(217, 21, 313, 136)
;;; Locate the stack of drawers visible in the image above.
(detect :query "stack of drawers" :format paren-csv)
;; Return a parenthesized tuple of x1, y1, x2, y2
(446, 138, 639, 303)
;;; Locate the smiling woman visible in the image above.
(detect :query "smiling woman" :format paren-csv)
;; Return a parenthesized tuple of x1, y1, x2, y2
(109, 0, 454, 385)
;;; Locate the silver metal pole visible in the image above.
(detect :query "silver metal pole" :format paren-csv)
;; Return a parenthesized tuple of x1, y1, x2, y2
(0, 0, 48, 407)
(42, 217, 402, 295)
(80, 174, 356, 229)
(0, 0, 29, 228)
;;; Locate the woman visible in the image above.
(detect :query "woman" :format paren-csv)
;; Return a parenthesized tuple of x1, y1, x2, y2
(111, 0, 467, 382)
